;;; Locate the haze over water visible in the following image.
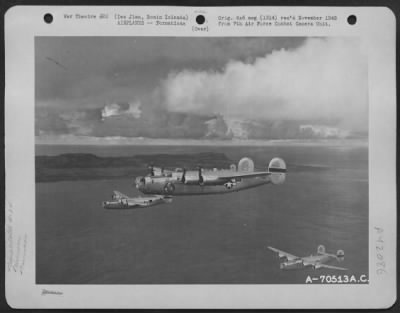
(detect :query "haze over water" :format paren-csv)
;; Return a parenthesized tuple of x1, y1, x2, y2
(36, 143, 368, 284)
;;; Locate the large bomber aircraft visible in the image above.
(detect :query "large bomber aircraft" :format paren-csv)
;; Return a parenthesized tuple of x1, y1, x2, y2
(135, 157, 286, 196)
(103, 156, 286, 209)
(267, 245, 347, 271)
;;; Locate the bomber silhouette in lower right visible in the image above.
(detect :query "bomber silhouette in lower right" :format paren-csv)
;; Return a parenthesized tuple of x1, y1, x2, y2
(268, 245, 347, 271)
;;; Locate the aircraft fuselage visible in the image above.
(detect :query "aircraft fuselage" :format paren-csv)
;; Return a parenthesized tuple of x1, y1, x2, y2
(136, 175, 272, 196)
(103, 196, 171, 209)
(280, 254, 335, 270)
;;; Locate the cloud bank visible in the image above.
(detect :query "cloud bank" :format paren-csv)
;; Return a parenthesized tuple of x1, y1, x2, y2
(36, 37, 368, 141)
(101, 101, 142, 120)
(160, 38, 368, 131)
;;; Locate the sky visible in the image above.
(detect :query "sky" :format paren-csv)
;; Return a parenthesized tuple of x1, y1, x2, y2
(35, 36, 368, 141)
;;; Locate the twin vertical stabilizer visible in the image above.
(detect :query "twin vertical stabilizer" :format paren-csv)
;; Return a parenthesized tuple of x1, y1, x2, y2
(268, 157, 286, 185)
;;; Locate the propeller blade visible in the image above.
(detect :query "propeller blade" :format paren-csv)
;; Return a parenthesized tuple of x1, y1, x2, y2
(148, 164, 155, 176)
(181, 168, 186, 183)
(198, 165, 204, 184)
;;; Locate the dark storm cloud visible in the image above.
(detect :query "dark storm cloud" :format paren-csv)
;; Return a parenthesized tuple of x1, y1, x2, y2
(35, 37, 306, 138)
(35, 37, 305, 107)
(35, 37, 367, 140)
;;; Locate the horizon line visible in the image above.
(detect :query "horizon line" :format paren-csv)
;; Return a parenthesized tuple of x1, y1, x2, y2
(35, 136, 368, 147)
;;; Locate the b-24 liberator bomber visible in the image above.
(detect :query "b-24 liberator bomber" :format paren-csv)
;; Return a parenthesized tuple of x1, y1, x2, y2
(268, 245, 347, 271)
(103, 191, 172, 209)
(134, 157, 286, 196)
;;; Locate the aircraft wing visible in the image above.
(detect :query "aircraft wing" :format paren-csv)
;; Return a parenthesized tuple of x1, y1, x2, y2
(145, 195, 168, 200)
(127, 202, 142, 208)
(129, 195, 172, 207)
(315, 264, 348, 271)
(218, 171, 270, 180)
(112, 190, 129, 200)
(267, 246, 298, 261)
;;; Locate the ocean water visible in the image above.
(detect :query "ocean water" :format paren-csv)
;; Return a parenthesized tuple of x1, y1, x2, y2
(36, 144, 368, 284)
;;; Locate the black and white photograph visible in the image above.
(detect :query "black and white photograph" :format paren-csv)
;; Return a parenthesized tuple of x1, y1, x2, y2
(35, 36, 369, 284)
(5, 5, 396, 309)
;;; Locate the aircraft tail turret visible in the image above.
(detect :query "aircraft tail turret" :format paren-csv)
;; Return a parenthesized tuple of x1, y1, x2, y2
(268, 157, 286, 185)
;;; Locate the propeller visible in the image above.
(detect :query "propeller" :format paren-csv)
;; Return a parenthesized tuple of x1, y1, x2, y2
(181, 168, 186, 183)
(312, 263, 321, 270)
(147, 164, 155, 176)
(198, 165, 204, 185)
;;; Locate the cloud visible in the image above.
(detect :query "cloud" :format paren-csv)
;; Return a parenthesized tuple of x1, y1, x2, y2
(101, 101, 142, 120)
(35, 37, 369, 141)
(35, 111, 70, 135)
(58, 110, 101, 135)
(160, 38, 368, 131)
(36, 37, 305, 107)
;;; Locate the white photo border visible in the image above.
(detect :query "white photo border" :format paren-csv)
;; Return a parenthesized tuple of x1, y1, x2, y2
(5, 6, 396, 309)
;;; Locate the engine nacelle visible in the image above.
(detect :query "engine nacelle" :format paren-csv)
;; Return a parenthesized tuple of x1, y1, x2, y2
(279, 255, 288, 262)
(152, 167, 164, 176)
(273, 252, 288, 261)
(313, 263, 322, 270)
(182, 173, 200, 184)
(280, 259, 304, 270)
(268, 157, 286, 185)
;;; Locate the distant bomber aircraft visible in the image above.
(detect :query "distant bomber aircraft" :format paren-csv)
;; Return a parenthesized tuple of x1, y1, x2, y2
(135, 157, 286, 196)
(103, 191, 172, 209)
(267, 245, 347, 271)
